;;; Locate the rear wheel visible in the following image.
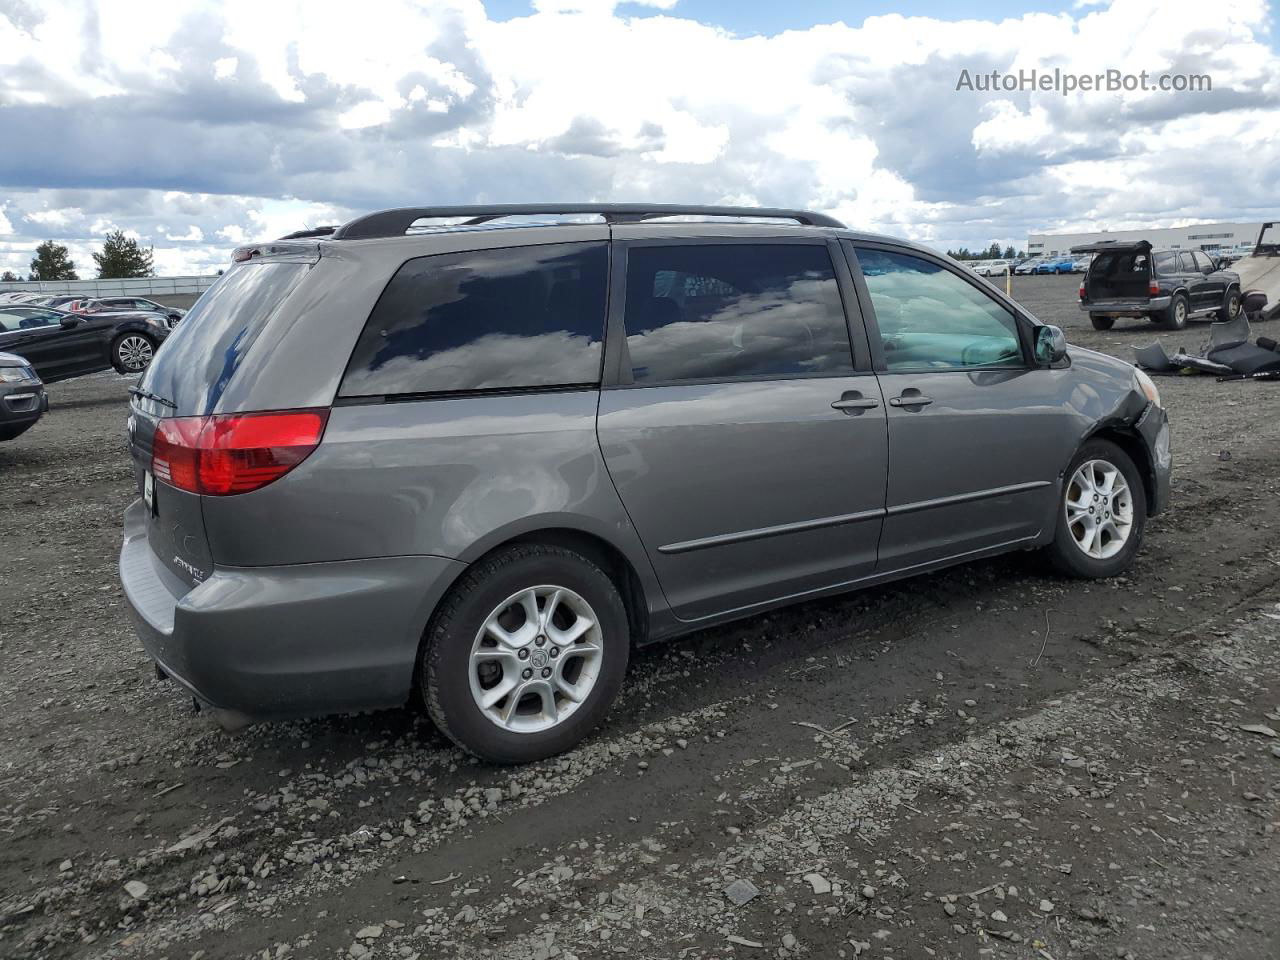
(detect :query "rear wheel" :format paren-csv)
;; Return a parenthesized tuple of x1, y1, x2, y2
(1089, 315, 1115, 331)
(1219, 287, 1242, 323)
(1162, 293, 1189, 331)
(112, 333, 156, 374)
(422, 544, 630, 763)
(1047, 439, 1146, 578)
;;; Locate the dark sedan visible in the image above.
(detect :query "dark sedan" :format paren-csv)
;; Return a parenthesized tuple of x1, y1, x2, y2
(0, 303, 170, 383)
(0, 350, 47, 441)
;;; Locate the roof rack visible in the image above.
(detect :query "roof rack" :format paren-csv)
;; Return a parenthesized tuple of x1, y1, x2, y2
(329, 204, 844, 240)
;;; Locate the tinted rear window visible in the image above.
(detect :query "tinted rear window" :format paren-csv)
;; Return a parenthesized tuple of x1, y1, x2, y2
(1093, 251, 1151, 276)
(340, 242, 607, 397)
(621, 244, 852, 383)
(140, 261, 308, 415)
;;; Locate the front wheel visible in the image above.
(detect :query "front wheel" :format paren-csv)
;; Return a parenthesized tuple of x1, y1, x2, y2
(1090, 315, 1115, 331)
(112, 333, 157, 374)
(1047, 439, 1146, 578)
(422, 544, 630, 763)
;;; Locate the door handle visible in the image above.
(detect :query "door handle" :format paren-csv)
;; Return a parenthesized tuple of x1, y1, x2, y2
(831, 393, 880, 413)
(889, 392, 933, 408)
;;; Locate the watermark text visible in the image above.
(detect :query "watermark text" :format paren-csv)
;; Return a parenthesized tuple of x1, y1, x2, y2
(956, 67, 1211, 95)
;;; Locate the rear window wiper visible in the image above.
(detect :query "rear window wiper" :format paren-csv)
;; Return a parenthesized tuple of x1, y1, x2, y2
(129, 386, 176, 409)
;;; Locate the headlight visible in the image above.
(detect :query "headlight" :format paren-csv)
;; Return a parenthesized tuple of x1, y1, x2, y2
(1134, 367, 1161, 408)
(0, 366, 37, 384)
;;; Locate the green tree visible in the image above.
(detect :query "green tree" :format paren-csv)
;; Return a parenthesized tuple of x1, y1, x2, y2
(29, 241, 79, 281)
(986, 242, 1002, 260)
(93, 230, 154, 279)
(1, 270, 19, 282)
(1002, 245, 1017, 259)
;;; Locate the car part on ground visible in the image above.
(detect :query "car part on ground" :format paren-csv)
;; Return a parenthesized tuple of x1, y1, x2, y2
(0, 350, 48, 441)
(1134, 313, 1280, 379)
(118, 203, 1171, 763)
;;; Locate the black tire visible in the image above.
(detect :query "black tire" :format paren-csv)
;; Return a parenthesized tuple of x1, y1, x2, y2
(1218, 286, 1242, 323)
(1046, 438, 1147, 579)
(111, 332, 157, 374)
(422, 544, 630, 764)
(1089, 315, 1115, 331)
(1162, 293, 1189, 331)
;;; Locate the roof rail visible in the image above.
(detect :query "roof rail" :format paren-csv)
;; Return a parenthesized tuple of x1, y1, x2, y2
(329, 204, 844, 240)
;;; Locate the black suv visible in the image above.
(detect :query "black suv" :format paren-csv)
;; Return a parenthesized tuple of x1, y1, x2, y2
(1075, 240, 1241, 331)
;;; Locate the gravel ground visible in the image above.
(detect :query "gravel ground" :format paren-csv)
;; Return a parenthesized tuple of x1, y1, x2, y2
(2, 274, 1278, 960)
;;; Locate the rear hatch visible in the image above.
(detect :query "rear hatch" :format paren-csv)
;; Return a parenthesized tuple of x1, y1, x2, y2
(128, 253, 315, 588)
(1074, 241, 1152, 302)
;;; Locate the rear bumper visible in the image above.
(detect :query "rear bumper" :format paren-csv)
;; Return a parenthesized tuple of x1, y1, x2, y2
(1136, 403, 1172, 516)
(1081, 297, 1170, 315)
(119, 499, 466, 719)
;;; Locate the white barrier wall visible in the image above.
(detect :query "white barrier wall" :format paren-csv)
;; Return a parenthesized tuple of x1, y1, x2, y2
(0, 275, 219, 296)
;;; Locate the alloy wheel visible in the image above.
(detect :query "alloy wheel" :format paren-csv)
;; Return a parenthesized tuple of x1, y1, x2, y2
(1065, 459, 1134, 560)
(469, 585, 604, 734)
(117, 336, 154, 372)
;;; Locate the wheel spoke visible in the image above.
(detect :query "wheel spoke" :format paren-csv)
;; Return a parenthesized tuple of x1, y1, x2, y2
(549, 615, 595, 647)
(479, 675, 519, 709)
(500, 681, 530, 724)
(553, 673, 588, 703)
(541, 588, 563, 629)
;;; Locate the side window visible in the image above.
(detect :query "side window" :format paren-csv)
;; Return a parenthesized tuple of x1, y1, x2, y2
(1153, 251, 1176, 275)
(14, 309, 59, 329)
(1192, 252, 1213, 273)
(621, 244, 853, 383)
(340, 242, 608, 397)
(853, 248, 1023, 371)
(1178, 252, 1198, 273)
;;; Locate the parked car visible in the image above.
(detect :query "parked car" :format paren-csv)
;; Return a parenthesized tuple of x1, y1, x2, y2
(0, 350, 47, 442)
(0, 303, 170, 382)
(1075, 240, 1242, 330)
(973, 259, 1013, 277)
(1070, 257, 1092, 273)
(119, 203, 1170, 764)
(1036, 257, 1075, 275)
(1014, 258, 1044, 274)
(95, 297, 187, 326)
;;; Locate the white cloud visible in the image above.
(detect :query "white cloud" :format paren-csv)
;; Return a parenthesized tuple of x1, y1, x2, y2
(0, 0, 1275, 274)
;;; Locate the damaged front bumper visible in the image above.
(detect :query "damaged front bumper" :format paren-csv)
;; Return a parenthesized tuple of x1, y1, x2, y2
(1135, 401, 1172, 515)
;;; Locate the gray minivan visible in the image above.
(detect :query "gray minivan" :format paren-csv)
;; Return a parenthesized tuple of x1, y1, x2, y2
(120, 204, 1170, 763)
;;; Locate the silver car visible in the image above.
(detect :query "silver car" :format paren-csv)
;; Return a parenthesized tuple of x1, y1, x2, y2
(119, 204, 1171, 763)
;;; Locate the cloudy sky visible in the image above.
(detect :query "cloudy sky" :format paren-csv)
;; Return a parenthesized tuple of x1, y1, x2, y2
(0, 0, 1277, 277)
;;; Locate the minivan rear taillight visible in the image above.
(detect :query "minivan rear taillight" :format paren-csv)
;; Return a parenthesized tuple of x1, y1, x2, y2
(1078, 281, 1085, 300)
(1148, 279, 1160, 297)
(152, 410, 329, 495)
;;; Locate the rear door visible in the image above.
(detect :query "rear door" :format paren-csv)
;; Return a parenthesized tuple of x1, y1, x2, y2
(1190, 251, 1224, 309)
(597, 237, 888, 621)
(845, 242, 1077, 572)
(128, 257, 313, 587)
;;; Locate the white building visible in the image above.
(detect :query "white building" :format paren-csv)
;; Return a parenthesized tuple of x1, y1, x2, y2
(1027, 222, 1267, 257)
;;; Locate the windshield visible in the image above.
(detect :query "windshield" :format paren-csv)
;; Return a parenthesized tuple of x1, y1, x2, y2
(140, 261, 309, 415)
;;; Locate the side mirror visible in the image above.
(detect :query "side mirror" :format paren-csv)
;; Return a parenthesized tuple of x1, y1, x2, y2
(59, 315, 80, 329)
(1034, 324, 1068, 365)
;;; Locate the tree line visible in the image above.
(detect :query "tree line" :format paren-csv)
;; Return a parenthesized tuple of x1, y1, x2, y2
(1, 232, 155, 282)
(945, 243, 1026, 261)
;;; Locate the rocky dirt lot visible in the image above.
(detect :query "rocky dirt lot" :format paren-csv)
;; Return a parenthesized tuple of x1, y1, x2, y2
(2, 274, 1278, 960)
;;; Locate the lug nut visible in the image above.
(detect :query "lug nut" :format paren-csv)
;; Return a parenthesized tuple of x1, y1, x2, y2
(521, 668, 533, 680)
(518, 648, 530, 660)
(541, 667, 552, 678)
(534, 635, 546, 647)
(550, 647, 560, 658)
